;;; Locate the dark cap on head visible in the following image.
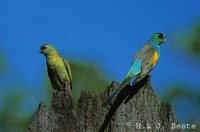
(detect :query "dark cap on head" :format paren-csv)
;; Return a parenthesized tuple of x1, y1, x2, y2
(156, 33, 164, 38)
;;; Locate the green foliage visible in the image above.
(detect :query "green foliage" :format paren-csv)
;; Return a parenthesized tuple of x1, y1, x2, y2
(70, 61, 108, 93)
(163, 23, 200, 127)
(0, 50, 29, 131)
(0, 90, 28, 132)
(161, 85, 200, 130)
(70, 60, 109, 108)
(174, 23, 200, 55)
(161, 85, 200, 107)
(42, 73, 53, 108)
(0, 50, 4, 73)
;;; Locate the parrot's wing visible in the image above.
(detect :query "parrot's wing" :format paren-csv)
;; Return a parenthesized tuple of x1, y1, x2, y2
(63, 59, 72, 89)
(102, 58, 142, 107)
(132, 52, 141, 65)
(134, 45, 157, 84)
(132, 44, 150, 65)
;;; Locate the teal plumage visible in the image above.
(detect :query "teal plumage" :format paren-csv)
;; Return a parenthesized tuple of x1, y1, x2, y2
(102, 33, 166, 107)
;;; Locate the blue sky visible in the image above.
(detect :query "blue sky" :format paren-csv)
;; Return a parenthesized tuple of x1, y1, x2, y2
(0, 0, 200, 122)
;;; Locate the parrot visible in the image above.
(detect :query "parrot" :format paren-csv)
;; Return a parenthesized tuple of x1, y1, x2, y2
(102, 33, 166, 107)
(40, 44, 72, 90)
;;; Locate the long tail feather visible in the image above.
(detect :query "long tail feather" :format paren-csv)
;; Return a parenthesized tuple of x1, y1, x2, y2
(102, 77, 131, 107)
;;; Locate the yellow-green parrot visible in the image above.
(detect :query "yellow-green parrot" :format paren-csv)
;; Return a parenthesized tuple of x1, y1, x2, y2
(40, 44, 72, 90)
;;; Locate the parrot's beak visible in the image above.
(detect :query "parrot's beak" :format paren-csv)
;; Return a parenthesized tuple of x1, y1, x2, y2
(163, 38, 166, 43)
(163, 37, 166, 43)
(40, 49, 43, 53)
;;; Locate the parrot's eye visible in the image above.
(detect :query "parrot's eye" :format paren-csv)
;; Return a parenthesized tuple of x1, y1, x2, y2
(157, 33, 163, 38)
(41, 45, 46, 50)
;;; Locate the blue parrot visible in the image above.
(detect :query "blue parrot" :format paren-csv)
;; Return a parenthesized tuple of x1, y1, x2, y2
(102, 33, 166, 107)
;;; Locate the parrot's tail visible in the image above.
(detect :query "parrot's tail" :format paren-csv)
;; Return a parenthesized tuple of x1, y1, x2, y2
(102, 77, 131, 107)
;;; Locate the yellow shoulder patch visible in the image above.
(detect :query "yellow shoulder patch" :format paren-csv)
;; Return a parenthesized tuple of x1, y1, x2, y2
(151, 51, 159, 66)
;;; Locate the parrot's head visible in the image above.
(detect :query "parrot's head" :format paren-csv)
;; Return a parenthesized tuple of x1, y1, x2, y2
(148, 33, 166, 46)
(40, 44, 58, 56)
